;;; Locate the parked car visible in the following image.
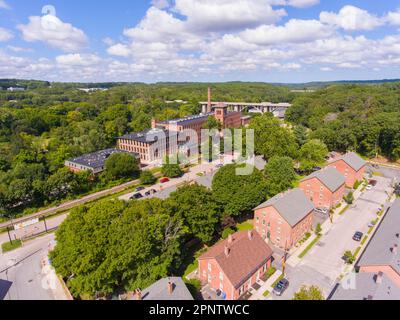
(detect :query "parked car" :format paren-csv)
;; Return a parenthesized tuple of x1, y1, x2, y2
(369, 180, 378, 187)
(144, 191, 152, 197)
(368, 220, 377, 228)
(130, 193, 143, 200)
(216, 164, 224, 168)
(366, 184, 373, 191)
(312, 166, 322, 171)
(273, 278, 289, 296)
(135, 186, 145, 192)
(353, 231, 363, 242)
(315, 208, 329, 215)
(160, 177, 170, 183)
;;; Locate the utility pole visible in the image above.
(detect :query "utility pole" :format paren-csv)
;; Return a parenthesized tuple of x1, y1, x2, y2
(282, 240, 288, 275)
(43, 216, 48, 233)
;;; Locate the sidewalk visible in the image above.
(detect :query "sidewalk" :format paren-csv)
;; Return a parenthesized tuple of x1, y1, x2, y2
(249, 270, 283, 300)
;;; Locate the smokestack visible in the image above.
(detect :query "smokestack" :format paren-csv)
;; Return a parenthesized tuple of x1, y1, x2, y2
(375, 271, 383, 284)
(224, 245, 230, 257)
(168, 280, 175, 295)
(135, 288, 142, 300)
(207, 87, 212, 113)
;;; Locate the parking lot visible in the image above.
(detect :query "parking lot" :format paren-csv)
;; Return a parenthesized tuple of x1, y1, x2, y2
(270, 175, 393, 300)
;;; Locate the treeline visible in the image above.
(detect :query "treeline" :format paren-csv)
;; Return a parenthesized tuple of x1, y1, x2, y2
(286, 83, 400, 160)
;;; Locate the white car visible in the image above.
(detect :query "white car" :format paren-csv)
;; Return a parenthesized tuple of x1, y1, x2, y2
(366, 185, 372, 191)
(315, 208, 328, 215)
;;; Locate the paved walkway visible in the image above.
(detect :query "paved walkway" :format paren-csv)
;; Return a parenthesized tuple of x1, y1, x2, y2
(249, 270, 283, 300)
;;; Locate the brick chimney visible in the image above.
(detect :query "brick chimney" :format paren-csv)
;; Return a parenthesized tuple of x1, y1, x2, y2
(228, 234, 233, 244)
(248, 230, 253, 240)
(167, 280, 175, 295)
(391, 244, 398, 254)
(207, 87, 212, 113)
(375, 271, 383, 284)
(135, 288, 142, 300)
(224, 245, 230, 257)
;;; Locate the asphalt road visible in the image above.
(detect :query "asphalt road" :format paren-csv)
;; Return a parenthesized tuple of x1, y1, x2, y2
(270, 175, 393, 300)
(0, 233, 68, 300)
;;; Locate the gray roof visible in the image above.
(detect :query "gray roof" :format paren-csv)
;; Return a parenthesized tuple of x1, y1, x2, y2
(65, 148, 138, 170)
(357, 199, 400, 274)
(336, 152, 366, 171)
(254, 188, 314, 227)
(119, 128, 177, 144)
(141, 277, 193, 300)
(330, 272, 400, 300)
(158, 113, 211, 126)
(302, 167, 345, 192)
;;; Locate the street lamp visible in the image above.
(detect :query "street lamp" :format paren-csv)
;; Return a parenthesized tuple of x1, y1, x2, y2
(0, 212, 16, 244)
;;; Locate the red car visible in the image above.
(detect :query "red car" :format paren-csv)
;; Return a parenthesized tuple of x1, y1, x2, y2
(160, 177, 170, 183)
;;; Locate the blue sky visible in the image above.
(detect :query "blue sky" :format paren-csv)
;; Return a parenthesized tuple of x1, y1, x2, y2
(1, 0, 400, 83)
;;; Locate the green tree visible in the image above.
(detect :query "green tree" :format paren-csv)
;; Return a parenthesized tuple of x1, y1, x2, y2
(294, 125, 309, 147)
(249, 113, 298, 160)
(212, 164, 267, 217)
(298, 139, 328, 171)
(264, 156, 296, 197)
(105, 153, 140, 180)
(161, 157, 183, 178)
(293, 285, 325, 300)
(168, 184, 221, 243)
(202, 115, 222, 130)
(140, 170, 157, 185)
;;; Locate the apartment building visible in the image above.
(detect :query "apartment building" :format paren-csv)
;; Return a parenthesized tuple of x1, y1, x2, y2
(327, 152, 367, 187)
(198, 230, 273, 300)
(299, 167, 346, 209)
(253, 188, 315, 250)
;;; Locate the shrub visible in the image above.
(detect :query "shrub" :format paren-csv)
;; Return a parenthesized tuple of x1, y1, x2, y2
(140, 170, 157, 185)
(315, 223, 322, 235)
(221, 227, 235, 239)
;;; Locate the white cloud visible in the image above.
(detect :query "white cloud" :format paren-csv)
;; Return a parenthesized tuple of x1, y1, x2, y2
(287, 0, 319, 8)
(174, 0, 286, 32)
(17, 15, 88, 52)
(0, 0, 10, 9)
(240, 19, 332, 45)
(386, 9, 400, 26)
(0, 27, 13, 41)
(320, 5, 384, 31)
(107, 43, 131, 57)
(56, 53, 101, 67)
(151, 0, 171, 9)
(6, 45, 33, 53)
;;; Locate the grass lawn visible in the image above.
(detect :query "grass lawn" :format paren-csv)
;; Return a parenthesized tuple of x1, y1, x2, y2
(298, 235, 322, 258)
(1, 239, 22, 253)
(182, 246, 207, 279)
(236, 221, 253, 231)
(263, 290, 270, 297)
(353, 246, 362, 258)
(339, 205, 350, 215)
(271, 274, 284, 288)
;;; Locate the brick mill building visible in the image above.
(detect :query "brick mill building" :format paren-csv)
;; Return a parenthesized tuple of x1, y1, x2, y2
(65, 148, 139, 174)
(198, 230, 273, 300)
(327, 152, 367, 188)
(299, 167, 346, 209)
(253, 188, 315, 250)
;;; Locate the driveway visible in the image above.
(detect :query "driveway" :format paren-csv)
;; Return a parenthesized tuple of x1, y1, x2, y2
(271, 175, 393, 300)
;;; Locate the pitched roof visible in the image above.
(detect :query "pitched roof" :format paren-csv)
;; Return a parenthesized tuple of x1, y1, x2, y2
(302, 167, 345, 192)
(119, 128, 177, 144)
(254, 188, 314, 227)
(199, 231, 273, 289)
(333, 152, 366, 171)
(141, 277, 193, 300)
(357, 199, 400, 275)
(330, 272, 400, 300)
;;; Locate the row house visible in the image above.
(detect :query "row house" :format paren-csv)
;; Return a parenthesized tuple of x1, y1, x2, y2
(198, 230, 273, 300)
(299, 167, 346, 210)
(327, 152, 367, 188)
(253, 188, 315, 250)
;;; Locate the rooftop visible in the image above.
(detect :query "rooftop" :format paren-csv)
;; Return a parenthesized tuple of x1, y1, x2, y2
(158, 113, 212, 126)
(139, 277, 193, 300)
(254, 188, 314, 227)
(66, 148, 138, 170)
(199, 231, 273, 289)
(199, 101, 292, 107)
(330, 272, 400, 300)
(119, 128, 177, 144)
(302, 167, 345, 192)
(357, 199, 400, 275)
(332, 152, 366, 171)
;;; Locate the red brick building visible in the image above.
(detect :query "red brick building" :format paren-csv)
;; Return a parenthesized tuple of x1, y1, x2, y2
(327, 152, 366, 188)
(299, 167, 346, 209)
(198, 230, 273, 300)
(253, 188, 315, 250)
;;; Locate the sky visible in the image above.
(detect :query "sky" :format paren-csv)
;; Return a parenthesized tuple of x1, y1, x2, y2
(0, 0, 400, 83)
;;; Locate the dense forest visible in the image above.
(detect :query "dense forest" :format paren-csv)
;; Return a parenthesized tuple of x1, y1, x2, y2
(0, 80, 399, 220)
